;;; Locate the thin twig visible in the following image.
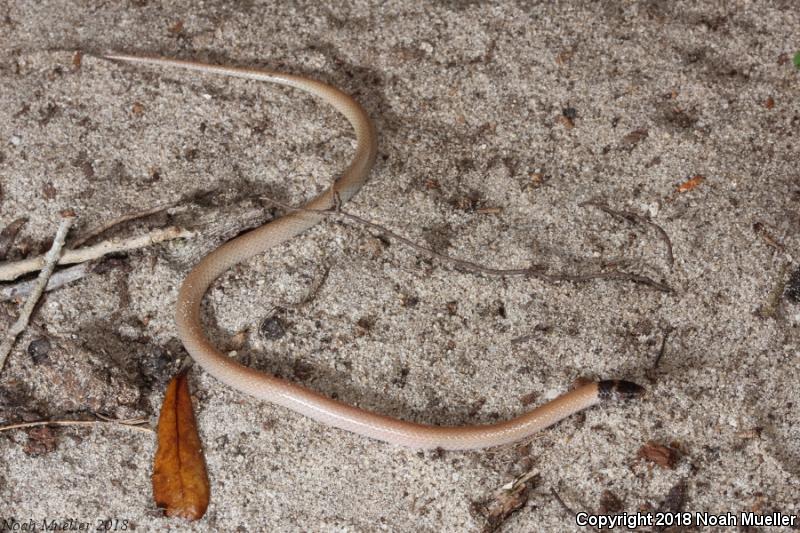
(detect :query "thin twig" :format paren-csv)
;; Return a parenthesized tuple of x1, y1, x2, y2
(0, 226, 195, 282)
(71, 201, 177, 248)
(550, 488, 601, 532)
(581, 200, 674, 267)
(535, 270, 672, 292)
(0, 417, 153, 435)
(651, 326, 674, 372)
(752, 221, 785, 253)
(550, 487, 577, 516)
(287, 264, 332, 308)
(0, 262, 90, 302)
(94, 413, 148, 424)
(756, 262, 791, 319)
(0, 214, 74, 373)
(263, 196, 672, 292)
(266, 195, 537, 276)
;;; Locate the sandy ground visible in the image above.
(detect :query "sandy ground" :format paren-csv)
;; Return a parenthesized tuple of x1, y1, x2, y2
(1, 1, 799, 531)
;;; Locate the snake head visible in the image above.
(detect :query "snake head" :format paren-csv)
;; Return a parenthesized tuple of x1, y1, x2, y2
(598, 380, 645, 401)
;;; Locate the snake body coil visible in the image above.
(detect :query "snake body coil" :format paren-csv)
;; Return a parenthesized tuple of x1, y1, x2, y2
(104, 53, 643, 450)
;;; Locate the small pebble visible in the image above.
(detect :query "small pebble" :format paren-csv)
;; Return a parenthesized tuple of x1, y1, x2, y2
(27, 337, 52, 364)
(260, 316, 286, 340)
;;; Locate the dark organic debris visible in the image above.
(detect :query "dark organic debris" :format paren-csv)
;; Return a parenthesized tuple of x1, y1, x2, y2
(621, 128, 649, 147)
(27, 337, 52, 364)
(260, 315, 286, 340)
(23, 426, 59, 456)
(472, 470, 539, 533)
(785, 266, 800, 303)
(637, 441, 680, 469)
(654, 479, 688, 532)
(598, 490, 623, 514)
(0, 217, 28, 261)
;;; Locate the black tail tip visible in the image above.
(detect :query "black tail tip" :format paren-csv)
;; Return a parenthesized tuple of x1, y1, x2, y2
(598, 380, 645, 401)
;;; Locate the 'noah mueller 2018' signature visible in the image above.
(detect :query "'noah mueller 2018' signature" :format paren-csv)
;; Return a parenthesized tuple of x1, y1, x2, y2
(1, 518, 130, 531)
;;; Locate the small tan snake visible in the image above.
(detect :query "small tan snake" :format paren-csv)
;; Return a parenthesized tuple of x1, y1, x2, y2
(103, 53, 644, 450)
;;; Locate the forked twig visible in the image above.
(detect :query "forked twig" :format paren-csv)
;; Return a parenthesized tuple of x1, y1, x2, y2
(0, 214, 74, 373)
(0, 226, 194, 282)
(71, 201, 178, 248)
(581, 200, 674, 267)
(263, 196, 672, 292)
(0, 417, 153, 435)
(0, 263, 90, 302)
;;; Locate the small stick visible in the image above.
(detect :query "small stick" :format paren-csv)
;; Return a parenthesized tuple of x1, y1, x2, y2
(0, 417, 153, 435)
(756, 262, 791, 319)
(752, 222, 785, 253)
(71, 201, 177, 248)
(0, 226, 194, 282)
(263, 196, 672, 292)
(550, 488, 601, 532)
(0, 214, 74, 373)
(287, 264, 332, 308)
(550, 487, 577, 516)
(651, 327, 674, 372)
(581, 200, 674, 267)
(535, 270, 672, 292)
(0, 262, 90, 302)
(95, 413, 148, 424)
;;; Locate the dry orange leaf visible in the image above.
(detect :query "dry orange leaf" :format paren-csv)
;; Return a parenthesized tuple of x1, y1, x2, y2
(676, 174, 704, 192)
(152, 369, 210, 520)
